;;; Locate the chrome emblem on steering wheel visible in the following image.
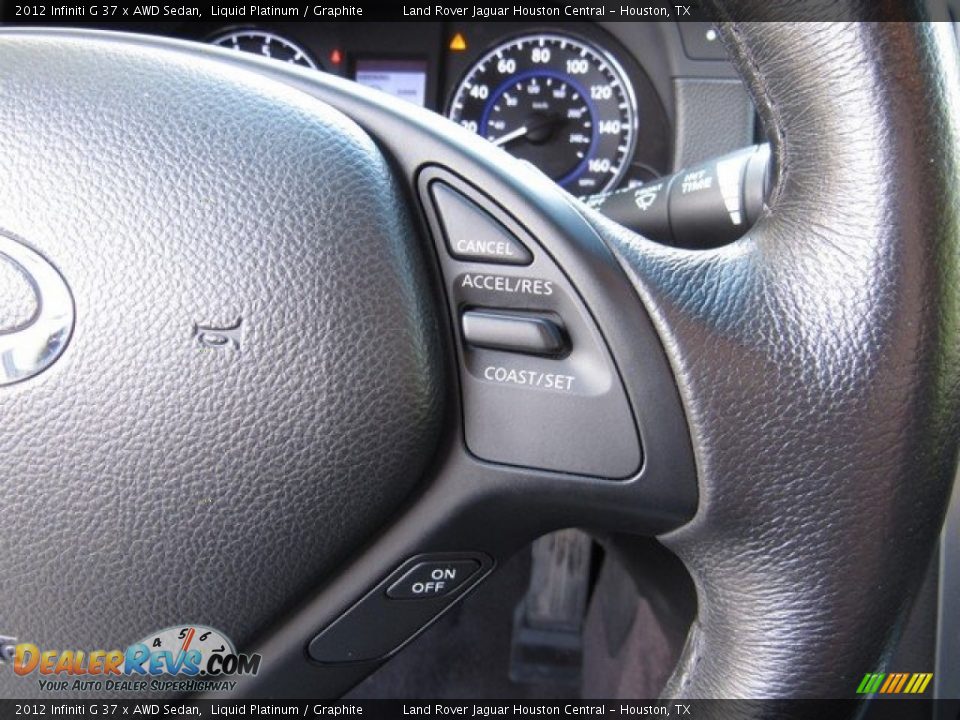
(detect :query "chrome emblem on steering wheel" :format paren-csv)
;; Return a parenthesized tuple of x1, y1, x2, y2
(0, 232, 74, 386)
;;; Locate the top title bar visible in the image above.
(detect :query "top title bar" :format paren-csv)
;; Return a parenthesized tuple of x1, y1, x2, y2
(0, 1, 952, 23)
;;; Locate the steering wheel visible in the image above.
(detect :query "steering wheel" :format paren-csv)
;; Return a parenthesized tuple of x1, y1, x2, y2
(1, 5, 958, 704)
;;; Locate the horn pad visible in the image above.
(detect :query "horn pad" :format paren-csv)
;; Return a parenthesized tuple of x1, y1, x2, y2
(0, 35, 442, 696)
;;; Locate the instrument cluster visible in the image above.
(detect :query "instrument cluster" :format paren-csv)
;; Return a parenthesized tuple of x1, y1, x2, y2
(176, 21, 673, 193)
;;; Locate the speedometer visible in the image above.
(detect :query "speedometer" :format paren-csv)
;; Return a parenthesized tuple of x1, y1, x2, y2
(448, 34, 637, 194)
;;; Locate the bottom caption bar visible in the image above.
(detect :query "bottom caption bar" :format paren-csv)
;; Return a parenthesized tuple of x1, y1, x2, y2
(1, 700, 959, 720)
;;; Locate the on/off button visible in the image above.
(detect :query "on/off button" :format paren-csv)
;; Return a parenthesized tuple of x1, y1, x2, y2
(386, 559, 481, 599)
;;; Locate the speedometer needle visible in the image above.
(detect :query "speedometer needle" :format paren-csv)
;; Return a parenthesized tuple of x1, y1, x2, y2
(491, 126, 529, 147)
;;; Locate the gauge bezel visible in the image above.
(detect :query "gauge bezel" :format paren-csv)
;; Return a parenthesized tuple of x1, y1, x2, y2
(446, 31, 639, 193)
(208, 29, 319, 70)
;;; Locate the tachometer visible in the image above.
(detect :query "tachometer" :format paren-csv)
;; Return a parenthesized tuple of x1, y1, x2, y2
(448, 34, 637, 194)
(210, 30, 317, 69)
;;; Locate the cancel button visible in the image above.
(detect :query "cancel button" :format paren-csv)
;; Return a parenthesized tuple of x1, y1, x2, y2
(431, 181, 533, 265)
(454, 237, 517, 258)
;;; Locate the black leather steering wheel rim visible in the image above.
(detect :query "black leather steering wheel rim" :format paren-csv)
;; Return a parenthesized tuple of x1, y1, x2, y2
(592, 13, 960, 699)
(0, 5, 958, 706)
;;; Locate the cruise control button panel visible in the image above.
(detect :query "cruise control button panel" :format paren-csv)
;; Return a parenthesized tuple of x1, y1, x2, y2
(420, 167, 642, 479)
(387, 559, 480, 599)
(308, 553, 492, 664)
(430, 181, 532, 265)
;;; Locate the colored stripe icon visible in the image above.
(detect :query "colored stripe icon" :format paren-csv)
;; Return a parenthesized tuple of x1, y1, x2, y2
(856, 672, 933, 694)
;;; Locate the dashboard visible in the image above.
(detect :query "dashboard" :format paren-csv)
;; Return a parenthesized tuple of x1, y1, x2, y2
(78, 20, 757, 196)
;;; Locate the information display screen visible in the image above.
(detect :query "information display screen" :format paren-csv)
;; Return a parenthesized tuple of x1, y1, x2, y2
(354, 58, 428, 106)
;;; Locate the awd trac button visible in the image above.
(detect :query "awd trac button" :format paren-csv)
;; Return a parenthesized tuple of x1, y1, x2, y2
(386, 559, 480, 599)
(430, 182, 532, 265)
